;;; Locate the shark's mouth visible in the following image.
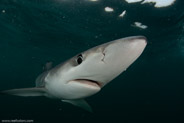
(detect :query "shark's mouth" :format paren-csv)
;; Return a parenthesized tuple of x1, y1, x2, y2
(72, 79, 102, 88)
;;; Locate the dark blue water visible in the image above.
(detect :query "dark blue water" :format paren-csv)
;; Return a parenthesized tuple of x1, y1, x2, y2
(0, 0, 184, 123)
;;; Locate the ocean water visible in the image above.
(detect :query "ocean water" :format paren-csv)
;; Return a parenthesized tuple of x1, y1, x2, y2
(0, 0, 184, 123)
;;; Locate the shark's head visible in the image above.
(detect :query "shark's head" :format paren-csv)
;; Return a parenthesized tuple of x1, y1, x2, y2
(46, 36, 147, 99)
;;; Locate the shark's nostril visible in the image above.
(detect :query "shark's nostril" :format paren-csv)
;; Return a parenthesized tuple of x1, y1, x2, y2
(101, 52, 105, 62)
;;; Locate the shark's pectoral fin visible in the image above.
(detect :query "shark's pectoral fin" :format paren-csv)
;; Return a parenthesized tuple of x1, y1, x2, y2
(62, 99, 93, 112)
(2, 87, 46, 97)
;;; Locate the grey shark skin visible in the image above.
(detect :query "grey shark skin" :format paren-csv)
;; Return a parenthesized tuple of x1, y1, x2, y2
(2, 36, 147, 112)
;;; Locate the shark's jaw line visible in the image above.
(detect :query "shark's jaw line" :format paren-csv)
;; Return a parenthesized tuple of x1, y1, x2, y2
(69, 79, 102, 88)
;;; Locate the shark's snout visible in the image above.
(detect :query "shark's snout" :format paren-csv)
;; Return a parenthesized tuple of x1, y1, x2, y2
(131, 36, 147, 42)
(91, 36, 147, 86)
(102, 36, 147, 63)
(128, 36, 147, 45)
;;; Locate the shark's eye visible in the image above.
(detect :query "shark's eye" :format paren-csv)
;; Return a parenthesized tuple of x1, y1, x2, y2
(76, 54, 83, 65)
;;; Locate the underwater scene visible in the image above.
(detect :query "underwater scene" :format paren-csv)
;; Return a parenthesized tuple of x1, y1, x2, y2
(0, 0, 184, 123)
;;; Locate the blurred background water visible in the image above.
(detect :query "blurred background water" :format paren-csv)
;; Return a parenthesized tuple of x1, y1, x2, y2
(0, 0, 184, 123)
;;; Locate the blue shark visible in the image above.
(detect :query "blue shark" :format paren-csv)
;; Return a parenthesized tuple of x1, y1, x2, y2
(2, 36, 147, 112)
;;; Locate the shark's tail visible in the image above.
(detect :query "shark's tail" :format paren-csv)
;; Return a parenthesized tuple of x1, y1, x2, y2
(1, 87, 46, 97)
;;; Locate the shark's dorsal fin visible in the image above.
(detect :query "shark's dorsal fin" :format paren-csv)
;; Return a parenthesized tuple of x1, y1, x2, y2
(2, 87, 46, 97)
(62, 99, 93, 112)
(43, 62, 53, 71)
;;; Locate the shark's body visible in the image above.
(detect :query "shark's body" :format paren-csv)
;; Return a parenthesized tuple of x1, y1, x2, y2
(2, 36, 147, 112)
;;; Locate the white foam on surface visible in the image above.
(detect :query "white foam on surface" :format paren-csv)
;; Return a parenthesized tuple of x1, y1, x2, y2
(125, 0, 176, 8)
(105, 7, 114, 12)
(119, 10, 126, 17)
(88, 0, 98, 2)
(133, 22, 148, 29)
(141, 0, 176, 8)
(125, 0, 142, 3)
